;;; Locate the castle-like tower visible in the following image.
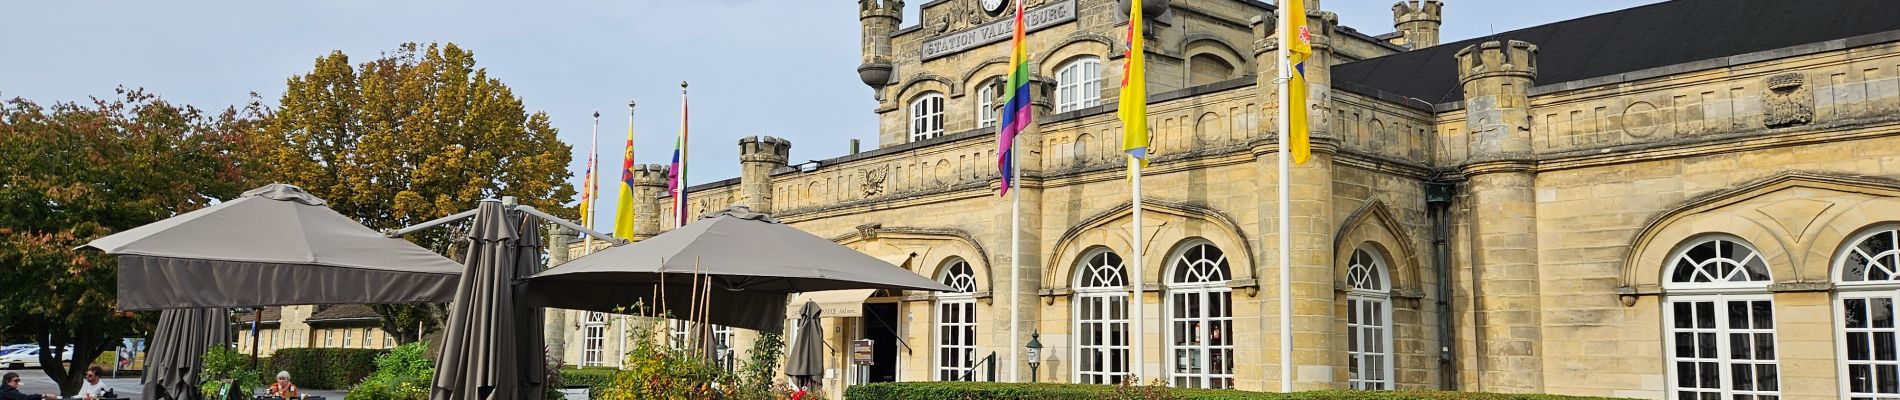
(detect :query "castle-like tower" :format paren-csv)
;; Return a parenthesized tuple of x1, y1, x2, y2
(1455, 39, 1541, 393)
(1392, 0, 1443, 49)
(738, 136, 792, 214)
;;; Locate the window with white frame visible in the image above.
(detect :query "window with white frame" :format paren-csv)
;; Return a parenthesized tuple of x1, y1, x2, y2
(383, 331, 394, 348)
(977, 79, 1000, 128)
(583, 312, 608, 367)
(937, 259, 979, 381)
(1056, 57, 1102, 113)
(1167, 242, 1234, 389)
(670, 319, 692, 349)
(910, 92, 945, 141)
(1663, 237, 1779, 400)
(324, 330, 334, 347)
(1346, 248, 1393, 390)
(1837, 225, 1900, 399)
(1075, 249, 1130, 385)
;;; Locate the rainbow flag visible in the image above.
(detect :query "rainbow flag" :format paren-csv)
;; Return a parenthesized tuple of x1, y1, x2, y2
(667, 85, 690, 227)
(1284, 0, 1312, 165)
(613, 107, 637, 237)
(1119, 0, 1148, 167)
(996, 0, 1032, 196)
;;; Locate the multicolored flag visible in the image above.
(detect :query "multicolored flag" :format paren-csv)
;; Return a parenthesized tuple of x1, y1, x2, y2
(613, 104, 637, 237)
(1119, 0, 1148, 168)
(996, 0, 1032, 196)
(580, 113, 600, 229)
(667, 83, 690, 227)
(1284, 0, 1312, 165)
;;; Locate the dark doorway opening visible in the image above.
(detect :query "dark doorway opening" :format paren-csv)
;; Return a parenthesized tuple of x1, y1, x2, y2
(863, 302, 900, 383)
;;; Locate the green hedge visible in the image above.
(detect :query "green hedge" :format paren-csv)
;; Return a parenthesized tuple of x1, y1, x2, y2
(266, 348, 387, 390)
(558, 367, 618, 390)
(842, 382, 1632, 400)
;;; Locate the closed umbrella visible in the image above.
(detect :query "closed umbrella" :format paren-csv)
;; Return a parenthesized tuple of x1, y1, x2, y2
(512, 211, 547, 400)
(141, 308, 229, 400)
(524, 206, 953, 332)
(431, 200, 536, 400)
(784, 301, 825, 390)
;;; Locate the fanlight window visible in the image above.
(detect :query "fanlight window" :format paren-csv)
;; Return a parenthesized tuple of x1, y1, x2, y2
(1167, 243, 1234, 389)
(936, 258, 978, 381)
(1075, 250, 1129, 385)
(942, 260, 978, 293)
(1842, 228, 1900, 282)
(1668, 239, 1771, 284)
(1344, 248, 1392, 390)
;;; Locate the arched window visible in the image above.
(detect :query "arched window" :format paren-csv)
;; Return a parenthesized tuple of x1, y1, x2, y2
(582, 312, 608, 367)
(1836, 225, 1900, 398)
(1166, 242, 1233, 388)
(1056, 57, 1102, 113)
(1075, 249, 1129, 385)
(977, 78, 1000, 128)
(936, 258, 979, 381)
(911, 92, 945, 142)
(1345, 248, 1393, 390)
(1663, 237, 1778, 400)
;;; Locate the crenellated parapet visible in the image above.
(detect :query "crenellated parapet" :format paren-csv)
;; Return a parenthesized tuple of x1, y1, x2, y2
(739, 136, 791, 214)
(1391, 0, 1442, 49)
(630, 163, 668, 240)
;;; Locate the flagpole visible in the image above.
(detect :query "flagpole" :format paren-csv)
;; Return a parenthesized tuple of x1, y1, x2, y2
(677, 81, 690, 228)
(1009, 132, 1022, 382)
(1130, 156, 1144, 384)
(586, 111, 600, 251)
(1276, 9, 1295, 393)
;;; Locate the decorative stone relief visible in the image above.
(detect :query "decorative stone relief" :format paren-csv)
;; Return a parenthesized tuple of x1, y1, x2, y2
(861, 165, 889, 198)
(1762, 72, 1813, 128)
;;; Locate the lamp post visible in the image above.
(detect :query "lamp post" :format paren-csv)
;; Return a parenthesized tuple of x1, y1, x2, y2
(1025, 330, 1043, 383)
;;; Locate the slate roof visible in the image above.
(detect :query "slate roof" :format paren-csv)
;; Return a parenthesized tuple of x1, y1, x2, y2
(1333, 0, 1900, 104)
(232, 307, 281, 323)
(305, 304, 382, 323)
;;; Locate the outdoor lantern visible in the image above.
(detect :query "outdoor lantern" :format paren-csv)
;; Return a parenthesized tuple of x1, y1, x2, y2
(717, 340, 733, 373)
(1026, 330, 1044, 382)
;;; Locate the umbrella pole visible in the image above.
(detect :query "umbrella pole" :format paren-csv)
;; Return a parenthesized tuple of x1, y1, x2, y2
(659, 267, 669, 348)
(688, 258, 702, 353)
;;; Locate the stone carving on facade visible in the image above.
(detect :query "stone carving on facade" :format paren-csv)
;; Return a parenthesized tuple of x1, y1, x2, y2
(861, 165, 889, 198)
(1762, 72, 1813, 128)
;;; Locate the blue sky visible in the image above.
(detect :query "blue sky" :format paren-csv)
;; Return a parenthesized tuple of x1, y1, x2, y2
(1, 0, 1656, 230)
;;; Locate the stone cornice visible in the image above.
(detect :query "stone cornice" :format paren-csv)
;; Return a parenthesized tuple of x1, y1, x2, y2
(1458, 159, 1535, 177)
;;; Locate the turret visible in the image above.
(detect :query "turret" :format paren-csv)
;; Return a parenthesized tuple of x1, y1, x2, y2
(858, 0, 903, 92)
(1392, 0, 1443, 49)
(630, 164, 669, 240)
(738, 136, 791, 215)
(1456, 39, 1538, 157)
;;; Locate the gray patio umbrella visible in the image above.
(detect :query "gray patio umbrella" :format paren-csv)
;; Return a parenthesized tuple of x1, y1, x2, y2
(431, 200, 541, 400)
(511, 211, 547, 400)
(141, 308, 229, 400)
(85, 183, 464, 310)
(784, 301, 825, 389)
(523, 205, 953, 332)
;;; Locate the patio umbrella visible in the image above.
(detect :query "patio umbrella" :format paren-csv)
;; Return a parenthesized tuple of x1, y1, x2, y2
(141, 307, 229, 400)
(511, 211, 547, 400)
(784, 301, 825, 389)
(431, 200, 538, 400)
(523, 205, 953, 332)
(85, 183, 464, 310)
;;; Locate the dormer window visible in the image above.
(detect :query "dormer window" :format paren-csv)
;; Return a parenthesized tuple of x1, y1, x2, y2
(911, 92, 946, 142)
(1056, 57, 1102, 113)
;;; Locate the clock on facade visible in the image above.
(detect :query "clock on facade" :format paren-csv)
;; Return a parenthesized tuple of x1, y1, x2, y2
(981, 0, 1009, 17)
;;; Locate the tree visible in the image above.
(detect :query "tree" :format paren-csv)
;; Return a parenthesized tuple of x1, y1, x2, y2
(256, 42, 577, 343)
(0, 88, 263, 394)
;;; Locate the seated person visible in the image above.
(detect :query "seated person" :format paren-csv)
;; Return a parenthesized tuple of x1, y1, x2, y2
(78, 367, 107, 400)
(0, 373, 55, 400)
(266, 371, 298, 399)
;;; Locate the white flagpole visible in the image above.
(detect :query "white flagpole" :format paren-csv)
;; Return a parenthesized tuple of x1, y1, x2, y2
(1277, 8, 1295, 393)
(585, 112, 600, 251)
(1130, 157, 1144, 384)
(1009, 133, 1022, 382)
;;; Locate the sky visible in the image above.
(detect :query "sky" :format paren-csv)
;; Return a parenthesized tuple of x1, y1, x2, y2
(1, 0, 1658, 231)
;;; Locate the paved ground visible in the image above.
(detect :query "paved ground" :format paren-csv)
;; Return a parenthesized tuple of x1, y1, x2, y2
(8, 371, 347, 399)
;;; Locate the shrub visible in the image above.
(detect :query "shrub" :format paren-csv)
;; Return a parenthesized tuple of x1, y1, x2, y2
(842, 382, 1636, 400)
(346, 342, 433, 400)
(559, 367, 618, 391)
(198, 347, 264, 399)
(267, 347, 387, 390)
(591, 317, 798, 400)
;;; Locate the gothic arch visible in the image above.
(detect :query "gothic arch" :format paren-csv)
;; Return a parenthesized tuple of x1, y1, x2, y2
(894, 72, 962, 103)
(1333, 200, 1424, 294)
(834, 224, 995, 295)
(1046, 199, 1255, 290)
(961, 56, 1011, 88)
(1182, 35, 1250, 80)
(1620, 172, 1900, 295)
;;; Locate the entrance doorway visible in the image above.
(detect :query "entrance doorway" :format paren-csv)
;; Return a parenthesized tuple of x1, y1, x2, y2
(863, 302, 900, 383)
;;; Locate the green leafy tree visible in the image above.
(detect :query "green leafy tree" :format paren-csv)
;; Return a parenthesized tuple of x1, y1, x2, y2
(256, 42, 577, 343)
(0, 88, 262, 394)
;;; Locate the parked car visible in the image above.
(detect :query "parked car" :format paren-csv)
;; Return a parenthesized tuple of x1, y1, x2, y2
(0, 346, 71, 369)
(0, 344, 33, 355)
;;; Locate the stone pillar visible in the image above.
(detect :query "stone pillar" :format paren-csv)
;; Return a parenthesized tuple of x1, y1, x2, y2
(738, 136, 791, 215)
(544, 226, 580, 361)
(1455, 39, 1542, 393)
(631, 164, 669, 241)
(1253, 5, 1344, 391)
(1392, 0, 1443, 49)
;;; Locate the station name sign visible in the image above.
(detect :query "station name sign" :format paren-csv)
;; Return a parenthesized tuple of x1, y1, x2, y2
(920, 0, 1076, 61)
